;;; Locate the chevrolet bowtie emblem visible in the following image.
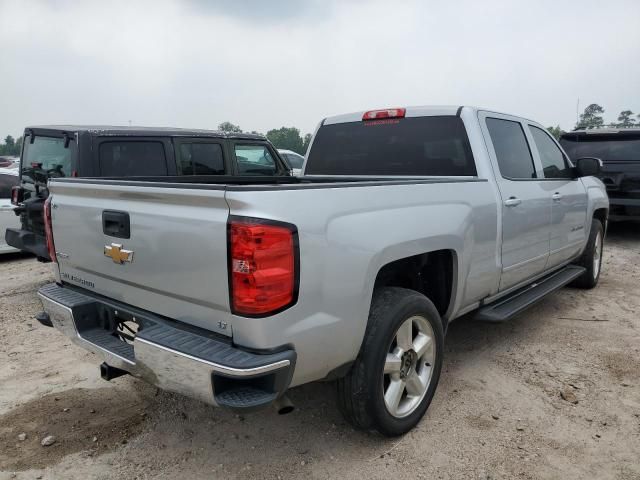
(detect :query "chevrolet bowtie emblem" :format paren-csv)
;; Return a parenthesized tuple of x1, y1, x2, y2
(104, 243, 134, 264)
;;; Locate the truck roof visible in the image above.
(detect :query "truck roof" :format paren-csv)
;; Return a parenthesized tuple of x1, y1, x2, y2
(24, 125, 266, 140)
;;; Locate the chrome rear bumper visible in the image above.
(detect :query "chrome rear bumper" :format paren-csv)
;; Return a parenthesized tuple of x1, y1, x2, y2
(38, 283, 295, 409)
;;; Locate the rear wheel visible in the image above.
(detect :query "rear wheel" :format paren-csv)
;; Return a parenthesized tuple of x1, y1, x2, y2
(571, 218, 604, 289)
(336, 287, 444, 436)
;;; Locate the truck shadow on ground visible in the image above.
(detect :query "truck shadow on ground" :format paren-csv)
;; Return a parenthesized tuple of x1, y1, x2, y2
(605, 220, 640, 245)
(0, 251, 34, 264)
(117, 299, 561, 470)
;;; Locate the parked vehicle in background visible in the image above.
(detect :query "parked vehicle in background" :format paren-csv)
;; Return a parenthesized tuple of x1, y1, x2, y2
(278, 149, 305, 175)
(0, 168, 20, 254)
(6, 126, 290, 260)
(561, 128, 640, 221)
(0, 156, 19, 168)
(37, 106, 607, 437)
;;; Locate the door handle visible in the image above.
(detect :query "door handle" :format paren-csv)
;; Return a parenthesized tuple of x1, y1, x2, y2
(552, 192, 563, 201)
(504, 197, 522, 207)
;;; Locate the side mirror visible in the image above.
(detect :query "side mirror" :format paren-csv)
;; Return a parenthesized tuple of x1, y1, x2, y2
(574, 157, 602, 177)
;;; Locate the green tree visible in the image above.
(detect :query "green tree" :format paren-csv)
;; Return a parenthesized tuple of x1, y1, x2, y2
(0, 135, 24, 156)
(576, 104, 605, 130)
(4, 135, 15, 149)
(546, 125, 564, 140)
(616, 110, 636, 128)
(266, 127, 304, 154)
(218, 121, 242, 133)
(302, 133, 312, 154)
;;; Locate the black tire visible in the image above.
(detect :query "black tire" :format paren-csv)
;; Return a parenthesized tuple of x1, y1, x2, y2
(336, 287, 444, 437)
(570, 218, 604, 289)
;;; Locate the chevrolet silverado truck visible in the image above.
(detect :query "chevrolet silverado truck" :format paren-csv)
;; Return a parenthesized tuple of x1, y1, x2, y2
(561, 128, 640, 221)
(7, 126, 291, 260)
(37, 106, 608, 436)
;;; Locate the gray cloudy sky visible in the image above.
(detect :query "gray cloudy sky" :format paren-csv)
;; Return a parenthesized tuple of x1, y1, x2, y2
(1, 0, 639, 138)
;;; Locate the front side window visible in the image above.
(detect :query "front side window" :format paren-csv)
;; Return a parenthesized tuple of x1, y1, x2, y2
(21, 136, 72, 184)
(234, 145, 277, 175)
(178, 142, 225, 175)
(486, 118, 536, 179)
(529, 126, 572, 179)
(99, 141, 167, 176)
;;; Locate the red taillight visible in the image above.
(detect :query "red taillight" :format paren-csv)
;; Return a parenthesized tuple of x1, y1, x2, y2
(228, 217, 298, 316)
(11, 186, 23, 206)
(44, 196, 57, 263)
(362, 107, 406, 121)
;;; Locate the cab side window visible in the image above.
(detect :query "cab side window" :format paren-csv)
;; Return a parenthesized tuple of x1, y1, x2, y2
(529, 126, 573, 179)
(486, 118, 537, 179)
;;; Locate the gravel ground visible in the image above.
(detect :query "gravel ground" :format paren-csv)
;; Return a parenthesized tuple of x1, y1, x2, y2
(1, 223, 639, 480)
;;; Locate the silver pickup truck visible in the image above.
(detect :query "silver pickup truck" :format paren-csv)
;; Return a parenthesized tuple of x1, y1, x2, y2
(37, 106, 608, 436)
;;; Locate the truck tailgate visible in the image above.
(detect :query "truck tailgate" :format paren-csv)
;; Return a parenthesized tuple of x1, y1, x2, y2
(49, 181, 233, 337)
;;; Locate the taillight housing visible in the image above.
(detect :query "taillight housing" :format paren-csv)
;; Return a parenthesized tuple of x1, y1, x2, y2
(362, 107, 406, 120)
(11, 186, 23, 206)
(228, 216, 299, 316)
(44, 196, 57, 263)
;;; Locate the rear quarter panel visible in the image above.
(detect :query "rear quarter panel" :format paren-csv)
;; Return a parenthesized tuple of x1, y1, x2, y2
(226, 180, 498, 386)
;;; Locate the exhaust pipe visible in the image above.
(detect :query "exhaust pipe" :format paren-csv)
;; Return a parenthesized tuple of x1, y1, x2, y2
(273, 394, 295, 415)
(100, 362, 129, 381)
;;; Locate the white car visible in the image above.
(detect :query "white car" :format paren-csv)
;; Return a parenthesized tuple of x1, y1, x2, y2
(278, 149, 305, 176)
(0, 168, 20, 254)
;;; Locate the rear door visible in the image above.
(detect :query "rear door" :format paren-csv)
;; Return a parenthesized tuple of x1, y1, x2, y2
(527, 125, 587, 267)
(49, 180, 233, 336)
(479, 112, 551, 290)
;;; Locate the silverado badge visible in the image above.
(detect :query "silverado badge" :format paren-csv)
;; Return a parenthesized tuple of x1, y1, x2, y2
(104, 243, 134, 264)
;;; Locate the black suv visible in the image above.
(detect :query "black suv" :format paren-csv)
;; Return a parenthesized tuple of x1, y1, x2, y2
(7, 126, 291, 260)
(560, 128, 640, 221)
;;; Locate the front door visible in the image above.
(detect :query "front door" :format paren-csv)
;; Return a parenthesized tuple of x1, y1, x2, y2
(480, 113, 551, 291)
(527, 125, 588, 267)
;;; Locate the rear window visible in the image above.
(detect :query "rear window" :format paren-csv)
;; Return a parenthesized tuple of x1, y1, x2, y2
(21, 136, 73, 183)
(560, 134, 640, 162)
(305, 116, 476, 176)
(99, 141, 168, 176)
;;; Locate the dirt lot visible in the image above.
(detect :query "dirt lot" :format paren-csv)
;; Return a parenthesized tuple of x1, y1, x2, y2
(1, 224, 639, 480)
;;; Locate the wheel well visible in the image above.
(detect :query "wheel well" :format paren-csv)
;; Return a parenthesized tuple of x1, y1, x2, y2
(373, 250, 454, 320)
(593, 208, 608, 231)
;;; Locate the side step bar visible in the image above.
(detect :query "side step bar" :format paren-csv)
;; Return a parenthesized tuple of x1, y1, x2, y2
(475, 265, 586, 323)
